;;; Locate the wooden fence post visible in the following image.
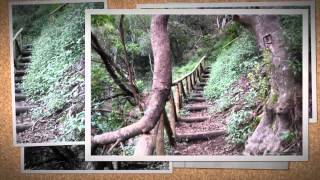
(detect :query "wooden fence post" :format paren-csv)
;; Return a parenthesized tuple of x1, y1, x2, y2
(156, 114, 164, 155)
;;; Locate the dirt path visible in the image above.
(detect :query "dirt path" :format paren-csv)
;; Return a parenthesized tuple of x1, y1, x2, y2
(172, 67, 242, 156)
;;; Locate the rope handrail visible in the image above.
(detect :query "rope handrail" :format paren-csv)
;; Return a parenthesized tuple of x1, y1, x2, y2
(172, 55, 206, 86)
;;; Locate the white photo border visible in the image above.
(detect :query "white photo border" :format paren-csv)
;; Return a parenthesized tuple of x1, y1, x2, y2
(85, 8, 309, 162)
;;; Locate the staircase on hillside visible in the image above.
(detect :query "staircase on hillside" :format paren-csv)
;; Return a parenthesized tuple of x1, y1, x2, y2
(13, 28, 34, 133)
(15, 44, 32, 116)
(165, 55, 227, 155)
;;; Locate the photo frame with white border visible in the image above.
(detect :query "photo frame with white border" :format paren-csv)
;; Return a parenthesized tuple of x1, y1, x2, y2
(21, 146, 173, 174)
(173, 161, 288, 169)
(9, 0, 105, 146)
(85, 8, 309, 162)
(136, 0, 317, 123)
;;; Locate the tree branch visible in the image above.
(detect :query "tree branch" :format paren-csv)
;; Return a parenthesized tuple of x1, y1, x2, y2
(91, 32, 134, 98)
(92, 15, 171, 146)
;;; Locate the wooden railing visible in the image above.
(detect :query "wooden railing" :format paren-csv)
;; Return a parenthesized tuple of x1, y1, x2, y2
(163, 55, 207, 141)
(13, 28, 24, 69)
(171, 55, 207, 113)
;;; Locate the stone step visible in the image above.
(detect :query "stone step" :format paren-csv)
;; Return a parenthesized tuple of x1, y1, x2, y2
(178, 116, 209, 123)
(15, 94, 26, 101)
(185, 105, 209, 111)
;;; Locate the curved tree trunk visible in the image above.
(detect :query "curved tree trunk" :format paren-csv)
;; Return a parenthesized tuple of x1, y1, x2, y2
(235, 15, 302, 155)
(92, 15, 171, 147)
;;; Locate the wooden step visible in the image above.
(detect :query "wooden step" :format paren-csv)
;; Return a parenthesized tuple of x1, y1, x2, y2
(193, 86, 204, 91)
(202, 74, 210, 78)
(15, 94, 26, 101)
(178, 116, 210, 123)
(16, 63, 29, 70)
(16, 123, 33, 133)
(19, 56, 31, 63)
(15, 88, 22, 93)
(23, 44, 32, 49)
(21, 51, 31, 56)
(185, 105, 209, 111)
(200, 78, 209, 82)
(15, 77, 23, 83)
(15, 69, 26, 76)
(198, 82, 207, 87)
(176, 130, 226, 142)
(16, 106, 30, 114)
(191, 93, 203, 97)
(203, 71, 210, 75)
(188, 97, 206, 102)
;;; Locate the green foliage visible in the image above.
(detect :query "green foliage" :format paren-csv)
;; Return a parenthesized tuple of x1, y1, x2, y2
(246, 51, 271, 102)
(271, 93, 279, 104)
(227, 110, 258, 145)
(59, 112, 85, 141)
(288, 59, 303, 77)
(280, 15, 303, 78)
(123, 142, 135, 156)
(280, 130, 297, 144)
(91, 110, 122, 133)
(210, 95, 233, 114)
(91, 62, 115, 100)
(12, 4, 57, 42)
(204, 25, 259, 100)
(20, 3, 102, 141)
(173, 55, 199, 81)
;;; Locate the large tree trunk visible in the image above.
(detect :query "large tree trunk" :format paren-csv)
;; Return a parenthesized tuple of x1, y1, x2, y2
(235, 15, 302, 155)
(92, 15, 171, 147)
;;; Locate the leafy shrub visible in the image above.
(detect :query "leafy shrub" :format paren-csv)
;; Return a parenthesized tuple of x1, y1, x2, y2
(210, 95, 233, 114)
(227, 110, 257, 145)
(204, 25, 259, 100)
(59, 112, 85, 141)
(172, 55, 200, 81)
(280, 15, 302, 78)
(91, 110, 122, 134)
(21, 3, 103, 141)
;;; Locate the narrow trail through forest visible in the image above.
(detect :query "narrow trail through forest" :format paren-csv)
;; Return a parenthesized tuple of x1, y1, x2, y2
(173, 66, 240, 156)
(15, 45, 61, 143)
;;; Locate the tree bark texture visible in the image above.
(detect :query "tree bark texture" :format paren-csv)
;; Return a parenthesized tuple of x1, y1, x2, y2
(235, 15, 302, 155)
(92, 15, 171, 146)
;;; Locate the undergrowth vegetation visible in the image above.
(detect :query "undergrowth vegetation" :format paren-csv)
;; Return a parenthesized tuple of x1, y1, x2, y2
(20, 3, 103, 141)
(204, 22, 271, 146)
(280, 15, 303, 79)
